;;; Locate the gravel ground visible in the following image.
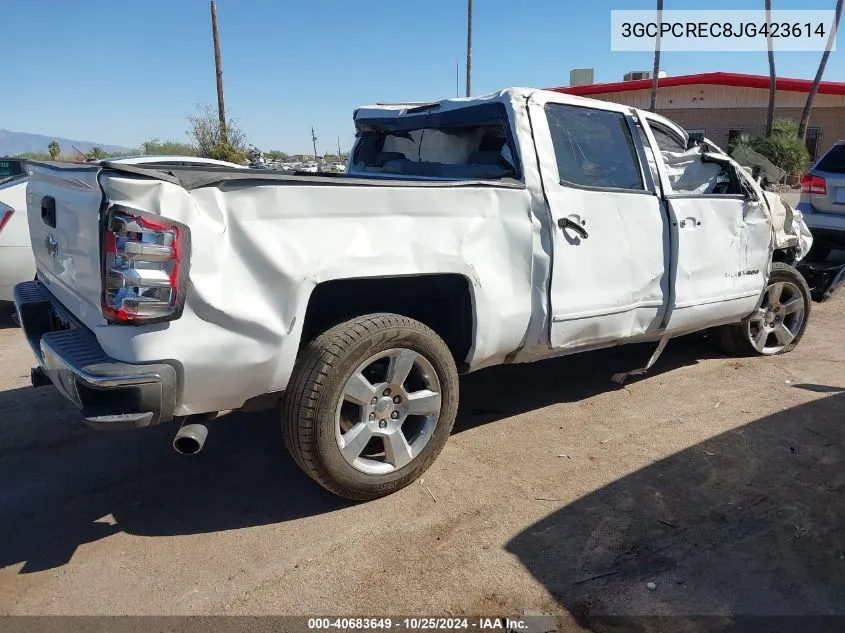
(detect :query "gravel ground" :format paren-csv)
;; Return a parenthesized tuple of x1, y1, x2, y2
(1, 270, 844, 630)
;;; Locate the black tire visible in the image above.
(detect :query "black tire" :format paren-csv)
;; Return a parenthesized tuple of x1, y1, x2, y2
(712, 262, 811, 357)
(805, 241, 831, 263)
(282, 313, 459, 500)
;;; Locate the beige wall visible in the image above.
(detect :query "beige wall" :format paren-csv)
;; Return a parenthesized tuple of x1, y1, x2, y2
(591, 85, 845, 156)
(586, 85, 845, 110)
(583, 84, 845, 159)
(654, 107, 845, 159)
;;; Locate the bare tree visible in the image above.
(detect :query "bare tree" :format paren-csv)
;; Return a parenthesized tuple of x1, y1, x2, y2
(765, 0, 777, 136)
(186, 104, 248, 162)
(798, 0, 843, 140)
(649, 0, 663, 112)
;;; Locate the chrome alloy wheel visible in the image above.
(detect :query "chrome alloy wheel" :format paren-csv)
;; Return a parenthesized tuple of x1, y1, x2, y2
(335, 348, 442, 475)
(746, 280, 806, 355)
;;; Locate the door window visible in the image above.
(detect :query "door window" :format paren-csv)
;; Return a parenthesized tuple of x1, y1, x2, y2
(650, 124, 687, 153)
(727, 129, 743, 150)
(545, 104, 644, 191)
(663, 148, 743, 196)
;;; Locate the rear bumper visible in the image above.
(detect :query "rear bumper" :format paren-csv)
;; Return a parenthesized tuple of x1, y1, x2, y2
(13, 280, 178, 430)
(798, 202, 845, 246)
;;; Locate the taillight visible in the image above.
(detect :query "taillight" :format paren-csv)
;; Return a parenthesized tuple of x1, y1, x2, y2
(800, 174, 827, 195)
(0, 209, 13, 233)
(102, 206, 189, 324)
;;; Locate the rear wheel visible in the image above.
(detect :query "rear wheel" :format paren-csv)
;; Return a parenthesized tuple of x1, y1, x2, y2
(713, 262, 811, 356)
(283, 313, 459, 500)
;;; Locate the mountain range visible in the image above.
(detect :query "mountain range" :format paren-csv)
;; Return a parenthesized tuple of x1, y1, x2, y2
(0, 129, 132, 157)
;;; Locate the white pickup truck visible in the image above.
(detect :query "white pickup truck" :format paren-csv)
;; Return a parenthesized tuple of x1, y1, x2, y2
(14, 88, 813, 500)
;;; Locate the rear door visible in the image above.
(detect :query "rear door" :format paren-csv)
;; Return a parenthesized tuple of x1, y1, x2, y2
(530, 93, 669, 350)
(25, 163, 106, 328)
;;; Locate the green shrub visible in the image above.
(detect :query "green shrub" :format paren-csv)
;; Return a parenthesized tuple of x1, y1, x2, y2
(743, 118, 810, 179)
(208, 143, 246, 164)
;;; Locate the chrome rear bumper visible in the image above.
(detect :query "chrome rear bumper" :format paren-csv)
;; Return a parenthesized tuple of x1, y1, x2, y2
(13, 280, 178, 430)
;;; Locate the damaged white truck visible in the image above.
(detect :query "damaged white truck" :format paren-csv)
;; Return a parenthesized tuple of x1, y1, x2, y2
(15, 88, 813, 500)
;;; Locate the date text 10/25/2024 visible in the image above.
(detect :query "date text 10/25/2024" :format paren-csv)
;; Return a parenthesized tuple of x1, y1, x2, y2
(306, 617, 545, 631)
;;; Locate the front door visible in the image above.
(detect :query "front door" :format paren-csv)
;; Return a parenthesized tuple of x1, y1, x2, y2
(638, 116, 771, 332)
(531, 96, 670, 350)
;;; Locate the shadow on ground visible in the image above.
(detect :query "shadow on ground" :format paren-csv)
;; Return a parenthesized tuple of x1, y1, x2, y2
(0, 303, 17, 329)
(0, 333, 716, 574)
(506, 391, 845, 631)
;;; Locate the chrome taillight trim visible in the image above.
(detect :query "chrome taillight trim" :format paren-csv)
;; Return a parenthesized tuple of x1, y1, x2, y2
(101, 205, 191, 325)
(119, 241, 174, 261)
(106, 267, 173, 289)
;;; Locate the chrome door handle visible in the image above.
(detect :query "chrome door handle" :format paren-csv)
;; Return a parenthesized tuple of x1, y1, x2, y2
(558, 217, 589, 239)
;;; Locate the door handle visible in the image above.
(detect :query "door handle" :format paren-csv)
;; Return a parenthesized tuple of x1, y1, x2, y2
(558, 217, 589, 240)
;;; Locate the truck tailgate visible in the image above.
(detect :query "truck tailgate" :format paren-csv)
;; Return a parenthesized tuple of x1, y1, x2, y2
(25, 163, 105, 330)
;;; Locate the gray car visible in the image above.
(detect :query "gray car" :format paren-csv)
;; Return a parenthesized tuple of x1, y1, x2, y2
(798, 141, 845, 261)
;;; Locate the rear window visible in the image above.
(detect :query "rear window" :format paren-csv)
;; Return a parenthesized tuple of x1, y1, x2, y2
(816, 144, 845, 174)
(352, 102, 520, 180)
(0, 159, 25, 180)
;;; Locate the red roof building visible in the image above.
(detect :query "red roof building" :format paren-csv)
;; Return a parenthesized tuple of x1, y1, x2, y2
(552, 72, 845, 159)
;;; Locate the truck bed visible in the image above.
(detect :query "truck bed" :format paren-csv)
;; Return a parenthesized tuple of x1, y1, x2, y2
(24, 160, 539, 416)
(97, 160, 526, 191)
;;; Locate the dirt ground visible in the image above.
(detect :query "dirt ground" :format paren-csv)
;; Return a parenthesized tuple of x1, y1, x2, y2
(1, 269, 844, 631)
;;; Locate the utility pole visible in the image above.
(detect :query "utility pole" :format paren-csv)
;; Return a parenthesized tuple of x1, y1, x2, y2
(337, 136, 342, 159)
(465, 0, 472, 97)
(210, 0, 228, 145)
(311, 127, 318, 160)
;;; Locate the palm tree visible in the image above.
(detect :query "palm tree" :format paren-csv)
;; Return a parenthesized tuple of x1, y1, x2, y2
(765, 0, 776, 136)
(47, 141, 60, 160)
(649, 0, 664, 112)
(87, 146, 107, 161)
(798, 0, 843, 140)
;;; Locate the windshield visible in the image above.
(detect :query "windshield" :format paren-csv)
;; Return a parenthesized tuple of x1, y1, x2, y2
(351, 102, 520, 180)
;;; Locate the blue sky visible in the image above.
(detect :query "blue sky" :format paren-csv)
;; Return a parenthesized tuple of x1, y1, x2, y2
(3, 0, 842, 154)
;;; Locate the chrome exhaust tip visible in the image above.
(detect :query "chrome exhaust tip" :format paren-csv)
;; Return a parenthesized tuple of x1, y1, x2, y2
(173, 422, 208, 455)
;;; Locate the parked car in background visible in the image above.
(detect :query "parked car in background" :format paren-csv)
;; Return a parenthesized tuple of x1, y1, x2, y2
(798, 140, 845, 262)
(0, 159, 33, 303)
(89, 155, 247, 169)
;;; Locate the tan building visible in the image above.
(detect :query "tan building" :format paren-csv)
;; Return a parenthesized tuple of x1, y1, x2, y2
(554, 72, 845, 161)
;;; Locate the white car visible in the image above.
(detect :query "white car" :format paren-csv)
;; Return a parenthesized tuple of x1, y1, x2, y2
(0, 159, 32, 303)
(14, 89, 814, 500)
(0, 155, 244, 303)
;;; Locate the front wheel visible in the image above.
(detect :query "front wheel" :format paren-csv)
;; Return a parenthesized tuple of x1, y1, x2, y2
(282, 313, 459, 500)
(713, 262, 811, 356)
